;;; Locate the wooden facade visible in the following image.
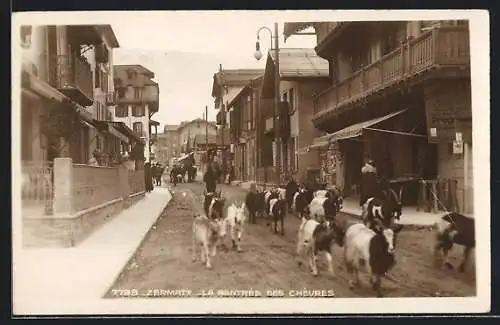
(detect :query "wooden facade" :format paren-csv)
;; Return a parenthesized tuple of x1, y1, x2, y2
(310, 20, 472, 213)
(313, 25, 470, 127)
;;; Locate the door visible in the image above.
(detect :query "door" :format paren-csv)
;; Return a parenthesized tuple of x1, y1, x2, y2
(343, 140, 363, 197)
(241, 145, 246, 181)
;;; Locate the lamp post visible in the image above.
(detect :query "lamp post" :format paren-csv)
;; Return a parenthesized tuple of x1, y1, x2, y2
(205, 105, 209, 161)
(254, 22, 283, 184)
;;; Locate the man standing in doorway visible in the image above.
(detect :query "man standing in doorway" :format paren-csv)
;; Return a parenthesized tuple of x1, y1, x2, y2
(360, 159, 378, 206)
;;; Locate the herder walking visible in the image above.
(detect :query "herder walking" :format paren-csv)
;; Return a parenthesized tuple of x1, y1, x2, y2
(144, 162, 154, 193)
(359, 159, 378, 206)
(203, 161, 217, 193)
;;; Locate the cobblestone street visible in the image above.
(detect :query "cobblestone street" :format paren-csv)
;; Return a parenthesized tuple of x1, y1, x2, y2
(106, 182, 476, 298)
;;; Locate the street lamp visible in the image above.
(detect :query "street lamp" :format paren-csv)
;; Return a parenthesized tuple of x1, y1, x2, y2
(254, 22, 283, 183)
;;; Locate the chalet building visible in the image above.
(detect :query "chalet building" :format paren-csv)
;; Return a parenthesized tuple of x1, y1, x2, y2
(177, 119, 217, 154)
(20, 25, 134, 165)
(223, 75, 263, 182)
(153, 125, 181, 166)
(113, 64, 160, 162)
(211, 67, 264, 181)
(20, 25, 148, 247)
(259, 48, 330, 184)
(192, 134, 218, 152)
(286, 20, 472, 213)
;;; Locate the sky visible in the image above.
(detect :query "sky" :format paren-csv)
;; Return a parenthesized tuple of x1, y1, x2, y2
(109, 12, 317, 130)
(15, 10, 478, 131)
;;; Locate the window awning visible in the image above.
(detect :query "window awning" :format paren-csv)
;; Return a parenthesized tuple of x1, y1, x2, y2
(308, 109, 407, 149)
(93, 120, 145, 145)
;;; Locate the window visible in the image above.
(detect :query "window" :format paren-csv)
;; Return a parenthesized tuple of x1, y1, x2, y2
(115, 104, 128, 117)
(101, 71, 108, 92)
(132, 105, 145, 117)
(127, 70, 135, 80)
(96, 102, 101, 120)
(134, 87, 142, 100)
(289, 88, 294, 112)
(95, 66, 100, 88)
(133, 122, 143, 137)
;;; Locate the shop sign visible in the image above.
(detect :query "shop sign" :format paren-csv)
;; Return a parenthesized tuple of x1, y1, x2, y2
(424, 81, 472, 144)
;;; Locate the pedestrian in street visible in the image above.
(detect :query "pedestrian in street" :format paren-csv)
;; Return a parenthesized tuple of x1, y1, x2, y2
(228, 163, 235, 184)
(285, 175, 299, 209)
(203, 161, 217, 193)
(359, 159, 378, 206)
(144, 162, 154, 192)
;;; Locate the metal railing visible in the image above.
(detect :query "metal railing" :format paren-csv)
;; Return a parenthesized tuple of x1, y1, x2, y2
(21, 161, 54, 216)
(314, 26, 470, 115)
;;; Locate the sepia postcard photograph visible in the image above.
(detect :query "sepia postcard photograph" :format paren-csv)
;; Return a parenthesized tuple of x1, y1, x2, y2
(11, 10, 490, 315)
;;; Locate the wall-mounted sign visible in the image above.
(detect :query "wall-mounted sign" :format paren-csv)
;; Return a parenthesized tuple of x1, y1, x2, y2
(430, 128, 437, 137)
(453, 139, 463, 155)
(424, 81, 472, 144)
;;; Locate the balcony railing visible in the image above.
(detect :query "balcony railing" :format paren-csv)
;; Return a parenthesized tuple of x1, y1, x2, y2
(314, 26, 470, 116)
(316, 22, 345, 46)
(51, 54, 94, 106)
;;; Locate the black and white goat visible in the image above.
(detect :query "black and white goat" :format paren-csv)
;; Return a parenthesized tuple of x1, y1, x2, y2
(344, 222, 403, 297)
(434, 212, 475, 273)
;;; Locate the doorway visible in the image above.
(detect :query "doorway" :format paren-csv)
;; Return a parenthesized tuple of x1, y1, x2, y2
(342, 139, 364, 197)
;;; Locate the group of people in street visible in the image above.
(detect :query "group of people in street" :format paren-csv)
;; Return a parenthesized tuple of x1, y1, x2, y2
(210, 158, 235, 185)
(144, 161, 165, 192)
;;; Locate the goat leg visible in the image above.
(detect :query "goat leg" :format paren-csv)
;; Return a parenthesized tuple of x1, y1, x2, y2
(373, 275, 383, 298)
(459, 246, 472, 273)
(192, 237, 197, 263)
(325, 251, 335, 276)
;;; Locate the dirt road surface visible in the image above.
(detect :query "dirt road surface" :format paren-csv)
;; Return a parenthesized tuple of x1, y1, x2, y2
(106, 182, 476, 299)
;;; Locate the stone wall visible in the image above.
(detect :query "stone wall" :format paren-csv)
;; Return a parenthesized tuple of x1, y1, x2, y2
(23, 157, 147, 248)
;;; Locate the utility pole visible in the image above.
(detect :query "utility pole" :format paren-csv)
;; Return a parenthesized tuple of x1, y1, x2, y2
(273, 22, 282, 184)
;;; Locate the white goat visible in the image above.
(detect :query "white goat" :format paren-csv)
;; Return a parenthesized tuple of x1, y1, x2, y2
(192, 215, 223, 269)
(220, 202, 247, 252)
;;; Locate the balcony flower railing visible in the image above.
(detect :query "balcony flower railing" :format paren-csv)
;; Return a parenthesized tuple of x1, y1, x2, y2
(314, 26, 470, 115)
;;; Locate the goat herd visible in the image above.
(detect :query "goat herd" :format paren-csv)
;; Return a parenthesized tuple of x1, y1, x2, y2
(191, 184, 475, 297)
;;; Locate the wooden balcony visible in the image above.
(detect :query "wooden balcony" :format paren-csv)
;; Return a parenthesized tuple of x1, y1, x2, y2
(51, 54, 94, 106)
(313, 26, 470, 122)
(315, 22, 346, 47)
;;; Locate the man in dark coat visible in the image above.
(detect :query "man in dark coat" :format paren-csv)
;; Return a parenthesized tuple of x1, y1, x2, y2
(203, 161, 217, 193)
(144, 162, 154, 192)
(360, 159, 378, 206)
(285, 176, 299, 209)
